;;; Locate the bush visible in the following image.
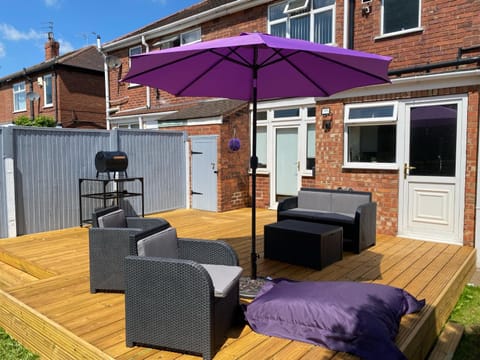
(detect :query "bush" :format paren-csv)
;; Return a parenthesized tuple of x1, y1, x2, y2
(13, 115, 56, 127)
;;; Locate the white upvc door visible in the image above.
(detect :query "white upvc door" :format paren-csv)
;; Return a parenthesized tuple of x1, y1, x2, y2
(398, 96, 467, 244)
(274, 127, 300, 202)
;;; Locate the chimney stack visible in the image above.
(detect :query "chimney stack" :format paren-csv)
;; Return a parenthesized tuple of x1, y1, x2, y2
(45, 32, 60, 60)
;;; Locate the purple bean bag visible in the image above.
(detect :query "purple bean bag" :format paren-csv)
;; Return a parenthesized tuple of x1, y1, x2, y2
(244, 279, 425, 360)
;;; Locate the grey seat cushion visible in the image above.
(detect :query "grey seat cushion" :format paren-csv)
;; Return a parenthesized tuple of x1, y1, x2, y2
(137, 227, 179, 259)
(97, 208, 127, 228)
(282, 209, 355, 224)
(200, 264, 243, 298)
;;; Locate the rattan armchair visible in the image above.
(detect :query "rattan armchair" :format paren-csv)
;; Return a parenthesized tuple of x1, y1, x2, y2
(89, 206, 170, 293)
(124, 228, 242, 360)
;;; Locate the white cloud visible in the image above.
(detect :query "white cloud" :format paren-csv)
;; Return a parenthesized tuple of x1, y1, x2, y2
(58, 39, 74, 54)
(0, 23, 43, 41)
(0, 42, 5, 57)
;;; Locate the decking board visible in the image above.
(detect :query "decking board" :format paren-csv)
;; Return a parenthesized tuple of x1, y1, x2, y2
(0, 208, 475, 359)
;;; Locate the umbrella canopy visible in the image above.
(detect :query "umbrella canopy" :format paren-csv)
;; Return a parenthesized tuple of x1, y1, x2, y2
(122, 32, 392, 281)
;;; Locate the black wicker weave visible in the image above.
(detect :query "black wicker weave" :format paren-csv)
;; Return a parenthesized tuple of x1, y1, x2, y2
(89, 206, 170, 293)
(124, 238, 241, 360)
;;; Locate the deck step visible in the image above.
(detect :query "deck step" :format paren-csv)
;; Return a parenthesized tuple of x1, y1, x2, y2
(427, 322, 464, 360)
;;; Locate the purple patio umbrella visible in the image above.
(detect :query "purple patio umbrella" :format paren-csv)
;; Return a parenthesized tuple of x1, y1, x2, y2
(122, 32, 392, 291)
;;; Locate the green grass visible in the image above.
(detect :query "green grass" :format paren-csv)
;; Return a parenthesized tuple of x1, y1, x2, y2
(449, 283, 480, 360)
(0, 328, 38, 360)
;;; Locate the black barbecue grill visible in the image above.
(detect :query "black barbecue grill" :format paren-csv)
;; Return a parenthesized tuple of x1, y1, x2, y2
(95, 151, 128, 178)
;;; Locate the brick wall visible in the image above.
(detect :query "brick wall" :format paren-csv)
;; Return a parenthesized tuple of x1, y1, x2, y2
(160, 104, 250, 212)
(56, 69, 106, 128)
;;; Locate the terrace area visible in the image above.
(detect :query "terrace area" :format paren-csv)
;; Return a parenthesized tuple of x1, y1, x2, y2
(0, 208, 476, 359)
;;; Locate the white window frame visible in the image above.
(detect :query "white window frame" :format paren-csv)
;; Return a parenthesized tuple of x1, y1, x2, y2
(268, 0, 336, 45)
(253, 102, 316, 176)
(180, 28, 201, 45)
(13, 81, 26, 112)
(128, 45, 143, 87)
(284, 0, 309, 14)
(43, 74, 53, 107)
(379, 0, 422, 38)
(343, 101, 399, 170)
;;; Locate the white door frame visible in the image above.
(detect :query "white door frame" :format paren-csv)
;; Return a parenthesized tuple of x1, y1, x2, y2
(397, 95, 467, 244)
(271, 125, 301, 203)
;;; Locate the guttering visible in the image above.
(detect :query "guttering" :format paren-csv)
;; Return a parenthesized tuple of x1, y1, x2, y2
(343, 0, 355, 49)
(141, 35, 151, 110)
(102, 0, 271, 52)
(321, 68, 480, 100)
(389, 56, 480, 77)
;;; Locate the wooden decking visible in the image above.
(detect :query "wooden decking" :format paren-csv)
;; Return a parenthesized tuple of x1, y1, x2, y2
(0, 208, 476, 360)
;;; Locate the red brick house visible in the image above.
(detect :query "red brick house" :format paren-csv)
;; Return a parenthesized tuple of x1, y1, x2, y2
(0, 32, 106, 128)
(101, 0, 480, 261)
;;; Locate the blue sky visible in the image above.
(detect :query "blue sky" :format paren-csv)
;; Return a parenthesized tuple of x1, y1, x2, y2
(0, 0, 199, 78)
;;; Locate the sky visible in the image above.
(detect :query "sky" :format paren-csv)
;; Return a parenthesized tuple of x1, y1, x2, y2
(0, 0, 200, 78)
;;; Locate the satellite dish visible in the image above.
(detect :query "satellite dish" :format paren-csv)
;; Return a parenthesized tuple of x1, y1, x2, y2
(106, 55, 122, 69)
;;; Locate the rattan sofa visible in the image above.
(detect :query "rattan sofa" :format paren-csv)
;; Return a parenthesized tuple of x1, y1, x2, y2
(124, 227, 242, 360)
(277, 188, 377, 253)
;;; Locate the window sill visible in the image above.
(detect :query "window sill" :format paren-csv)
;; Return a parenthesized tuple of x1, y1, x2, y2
(43, 104, 53, 108)
(342, 163, 399, 171)
(374, 27, 424, 41)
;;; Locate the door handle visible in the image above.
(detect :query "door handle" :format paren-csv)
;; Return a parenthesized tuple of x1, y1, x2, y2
(404, 163, 417, 179)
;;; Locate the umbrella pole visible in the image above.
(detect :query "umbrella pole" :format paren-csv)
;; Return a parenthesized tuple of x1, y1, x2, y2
(250, 49, 259, 280)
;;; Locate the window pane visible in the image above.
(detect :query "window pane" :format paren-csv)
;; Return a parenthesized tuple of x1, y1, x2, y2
(269, 2, 287, 21)
(307, 123, 316, 170)
(257, 126, 267, 168)
(257, 111, 267, 121)
(349, 105, 394, 119)
(383, 0, 419, 34)
(314, 10, 333, 44)
(290, 14, 310, 41)
(274, 108, 300, 118)
(409, 105, 457, 176)
(271, 23, 287, 38)
(181, 29, 201, 45)
(348, 125, 396, 163)
(313, 0, 335, 9)
(13, 82, 26, 111)
(129, 46, 142, 56)
(307, 107, 316, 117)
(44, 75, 53, 105)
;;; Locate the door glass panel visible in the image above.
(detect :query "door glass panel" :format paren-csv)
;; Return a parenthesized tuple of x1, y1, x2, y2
(409, 104, 457, 176)
(276, 128, 298, 201)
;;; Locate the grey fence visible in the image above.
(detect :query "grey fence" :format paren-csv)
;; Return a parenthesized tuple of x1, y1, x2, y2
(0, 126, 187, 238)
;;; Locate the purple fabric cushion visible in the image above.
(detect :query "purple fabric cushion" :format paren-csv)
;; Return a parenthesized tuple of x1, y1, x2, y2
(244, 280, 425, 360)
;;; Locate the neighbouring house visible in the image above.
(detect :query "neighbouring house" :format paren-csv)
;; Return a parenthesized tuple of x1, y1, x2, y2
(0, 32, 106, 128)
(101, 0, 480, 263)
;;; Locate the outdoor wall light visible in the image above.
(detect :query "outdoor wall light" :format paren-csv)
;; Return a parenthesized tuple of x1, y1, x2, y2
(321, 107, 332, 132)
(322, 119, 332, 131)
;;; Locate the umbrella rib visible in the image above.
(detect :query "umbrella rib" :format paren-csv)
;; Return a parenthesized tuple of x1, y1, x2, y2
(122, 50, 214, 81)
(176, 47, 254, 95)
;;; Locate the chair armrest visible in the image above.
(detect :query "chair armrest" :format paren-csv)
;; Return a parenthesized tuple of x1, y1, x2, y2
(89, 227, 142, 292)
(354, 202, 377, 253)
(126, 217, 170, 231)
(278, 196, 298, 212)
(277, 196, 298, 221)
(178, 239, 239, 266)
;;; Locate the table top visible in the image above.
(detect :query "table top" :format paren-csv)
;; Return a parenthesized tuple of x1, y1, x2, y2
(265, 219, 342, 235)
